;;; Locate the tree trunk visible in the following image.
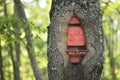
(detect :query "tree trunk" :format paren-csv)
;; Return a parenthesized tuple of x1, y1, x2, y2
(8, 39, 20, 80)
(14, 5, 21, 80)
(105, 37, 117, 80)
(8, 43, 20, 80)
(13, 0, 43, 80)
(47, 0, 104, 80)
(8, 43, 15, 80)
(0, 39, 4, 80)
(13, 30, 21, 80)
(4, 0, 21, 79)
(0, 1, 6, 80)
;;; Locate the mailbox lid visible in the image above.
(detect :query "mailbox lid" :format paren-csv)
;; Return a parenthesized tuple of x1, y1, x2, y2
(69, 16, 80, 24)
(67, 27, 85, 46)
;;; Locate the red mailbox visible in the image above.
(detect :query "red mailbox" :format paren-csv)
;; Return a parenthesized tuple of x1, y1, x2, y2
(66, 15, 88, 64)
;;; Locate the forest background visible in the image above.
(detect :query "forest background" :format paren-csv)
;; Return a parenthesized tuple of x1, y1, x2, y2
(0, 0, 120, 80)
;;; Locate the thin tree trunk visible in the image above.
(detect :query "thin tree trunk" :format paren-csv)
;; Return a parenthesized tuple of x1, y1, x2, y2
(109, 50, 116, 80)
(0, 39, 4, 80)
(7, 24, 21, 80)
(105, 37, 117, 80)
(0, 1, 6, 79)
(47, 0, 104, 80)
(3, 0, 7, 17)
(8, 43, 15, 80)
(13, 5, 21, 80)
(0, 0, 6, 79)
(4, 0, 21, 79)
(14, 33, 21, 80)
(8, 36, 19, 80)
(13, 0, 43, 80)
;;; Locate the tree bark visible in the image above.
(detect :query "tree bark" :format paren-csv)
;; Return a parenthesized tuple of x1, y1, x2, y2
(0, 39, 4, 80)
(0, 1, 6, 80)
(13, 30, 21, 80)
(105, 36, 117, 80)
(47, 0, 104, 80)
(8, 5, 22, 80)
(13, 0, 43, 80)
(8, 42, 15, 79)
(8, 36, 20, 80)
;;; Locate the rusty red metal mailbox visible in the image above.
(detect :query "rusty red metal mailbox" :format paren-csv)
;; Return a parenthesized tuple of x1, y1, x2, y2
(66, 15, 88, 64)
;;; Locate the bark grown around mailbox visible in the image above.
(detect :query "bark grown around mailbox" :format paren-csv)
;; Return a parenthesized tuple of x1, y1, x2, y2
(47, 0, 104, 80)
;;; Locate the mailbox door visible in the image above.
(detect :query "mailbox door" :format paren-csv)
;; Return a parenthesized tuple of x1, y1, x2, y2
(67, 27, 85, 46)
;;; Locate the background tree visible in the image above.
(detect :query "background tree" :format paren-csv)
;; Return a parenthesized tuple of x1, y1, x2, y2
(0, 37, 4, 80)
(101, 0, 120, 80)
(0, 0, 49, 80)
(13, 0, 43, 80)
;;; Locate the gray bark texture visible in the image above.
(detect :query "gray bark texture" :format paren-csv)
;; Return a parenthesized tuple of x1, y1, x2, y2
(47, 0, 104, 80)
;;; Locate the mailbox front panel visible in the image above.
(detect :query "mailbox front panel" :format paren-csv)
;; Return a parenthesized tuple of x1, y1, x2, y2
(67, 27, 85, 46)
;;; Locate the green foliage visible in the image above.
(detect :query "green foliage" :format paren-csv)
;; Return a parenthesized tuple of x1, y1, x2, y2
(101, 0, 120, 80)
(0, 0, 51, 80)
